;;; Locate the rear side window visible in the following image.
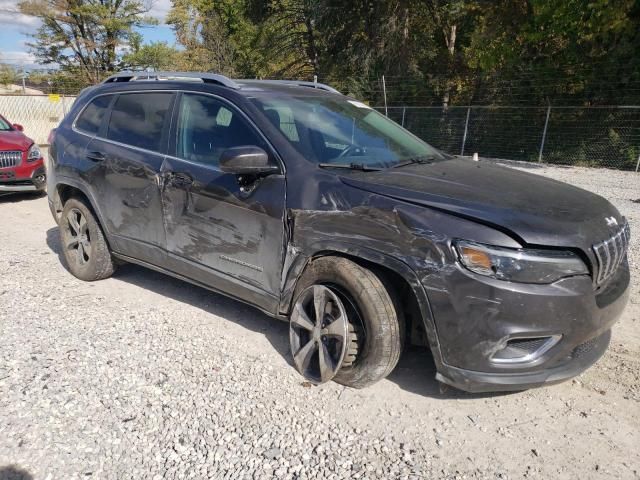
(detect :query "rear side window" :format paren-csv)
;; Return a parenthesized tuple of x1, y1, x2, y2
(75, 95, 111, 135)
(106, 92, 173, 152)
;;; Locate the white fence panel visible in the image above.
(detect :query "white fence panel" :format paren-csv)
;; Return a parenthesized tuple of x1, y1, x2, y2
(0, 95, 76, 145)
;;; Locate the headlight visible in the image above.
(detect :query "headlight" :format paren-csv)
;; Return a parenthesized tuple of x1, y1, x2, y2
(454, 240, 588, 284)
(27, 144, 42, 162)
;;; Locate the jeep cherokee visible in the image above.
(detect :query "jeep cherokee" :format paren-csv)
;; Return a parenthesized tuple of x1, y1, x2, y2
(47, 72, 631, 392)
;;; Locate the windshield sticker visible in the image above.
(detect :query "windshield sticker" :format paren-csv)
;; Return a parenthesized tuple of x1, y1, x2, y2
(348, 100, 372, 109)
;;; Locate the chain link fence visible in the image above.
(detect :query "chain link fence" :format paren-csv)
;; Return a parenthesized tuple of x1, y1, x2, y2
(378, 105, 640, 171)
(0, 94, 76, 145)
(1, 86, 639, 171)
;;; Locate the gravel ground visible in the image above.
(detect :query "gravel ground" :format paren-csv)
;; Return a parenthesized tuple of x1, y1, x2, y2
(1, 164, 639, 480)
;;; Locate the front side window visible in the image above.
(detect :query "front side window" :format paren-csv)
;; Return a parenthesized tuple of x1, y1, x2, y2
(176, 93, 263, 167)
(75, 95, 111, 135)
(106, 92, 173, 152)
(251, 95, 445, 168)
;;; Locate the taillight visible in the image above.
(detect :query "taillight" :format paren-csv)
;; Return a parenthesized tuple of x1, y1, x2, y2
(47, 128, 56, 145)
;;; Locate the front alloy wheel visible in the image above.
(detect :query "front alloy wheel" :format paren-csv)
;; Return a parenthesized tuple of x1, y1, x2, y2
(289, 285, 350, 384)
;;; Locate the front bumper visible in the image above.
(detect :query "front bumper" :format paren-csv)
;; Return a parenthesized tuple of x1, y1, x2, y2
(0, 158, 46, 192)
(437, 329, 611, 392)
(427, 258, 630, 393)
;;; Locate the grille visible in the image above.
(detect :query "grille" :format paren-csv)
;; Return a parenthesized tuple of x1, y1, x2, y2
(572, 337, 598, 359)
(570, 330, 611, 360)
(0, 150, 22, 168)
(592, 222, 631, 285)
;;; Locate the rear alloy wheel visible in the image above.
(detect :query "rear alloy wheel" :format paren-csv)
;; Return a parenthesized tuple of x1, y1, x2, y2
(290, 285, 350, 384)
(60, 197, 115, 281)
(66, 208, 92, 267)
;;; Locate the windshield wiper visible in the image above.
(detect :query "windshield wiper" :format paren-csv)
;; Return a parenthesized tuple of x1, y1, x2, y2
(389, 155, 436, 169)
(318, 162, 382, 171)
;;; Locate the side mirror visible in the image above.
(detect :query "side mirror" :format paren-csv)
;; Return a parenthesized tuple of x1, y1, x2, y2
(220, 146, 279, 175)
(13, 124, 24, 132)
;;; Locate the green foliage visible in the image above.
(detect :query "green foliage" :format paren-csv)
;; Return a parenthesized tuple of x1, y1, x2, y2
(465, 0, 640, 105)
(164, 0, 639, 109)
(19, 0, 638, 108)
(13, 0, 639, 169)
(121, 35, 181, 71)
(166, 0, 248, 74)
(0, 64, 19, 87)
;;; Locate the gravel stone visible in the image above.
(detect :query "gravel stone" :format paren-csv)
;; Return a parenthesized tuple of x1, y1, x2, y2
(0, 163, 639, 479)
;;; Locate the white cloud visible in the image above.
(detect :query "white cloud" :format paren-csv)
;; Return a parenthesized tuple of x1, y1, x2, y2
(149, 0, 172, 23)
(0, 51, 39, 68)
(0, 51, 55, 71)
(0, 0, 40, 28)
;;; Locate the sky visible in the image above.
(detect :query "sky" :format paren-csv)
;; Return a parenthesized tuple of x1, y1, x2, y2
(0, 0, 175, 70)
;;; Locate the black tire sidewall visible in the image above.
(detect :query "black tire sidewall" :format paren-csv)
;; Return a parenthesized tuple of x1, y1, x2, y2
(60, 198, 113, 281)
(292, 257, 401, 388)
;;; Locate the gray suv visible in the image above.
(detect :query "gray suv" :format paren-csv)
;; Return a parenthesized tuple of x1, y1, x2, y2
(47, 72, 630, 392)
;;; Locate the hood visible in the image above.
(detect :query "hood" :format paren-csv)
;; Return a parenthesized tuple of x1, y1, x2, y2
(0, 130, 33, 151)
(340, 158, 623, 251)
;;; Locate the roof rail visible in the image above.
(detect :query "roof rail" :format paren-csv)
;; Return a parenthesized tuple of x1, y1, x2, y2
(238, 79, 341, 94)
(102, 71, 241, 89)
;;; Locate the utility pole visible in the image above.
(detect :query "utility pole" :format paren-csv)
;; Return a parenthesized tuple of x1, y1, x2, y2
(538, 105, 552, 162)
(382, 75, 388, 116)
(461, 107, 471, 156)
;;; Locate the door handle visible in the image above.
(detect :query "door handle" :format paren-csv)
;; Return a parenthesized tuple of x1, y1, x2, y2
(86, 151, 105, 162)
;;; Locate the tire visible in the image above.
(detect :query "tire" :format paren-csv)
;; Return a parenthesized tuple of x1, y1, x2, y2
(292, 256, 402, 388)
(59, 197, 115, 281)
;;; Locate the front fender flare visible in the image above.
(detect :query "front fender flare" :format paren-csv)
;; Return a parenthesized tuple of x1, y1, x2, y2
(279, 240, 445, 369)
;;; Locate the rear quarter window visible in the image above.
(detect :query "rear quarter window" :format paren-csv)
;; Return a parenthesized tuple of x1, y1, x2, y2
(106, 92, 174, 152)
(75, 95, 111, 135)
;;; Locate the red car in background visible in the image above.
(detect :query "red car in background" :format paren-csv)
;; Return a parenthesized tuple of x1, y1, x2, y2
(0, 114, 45, 193)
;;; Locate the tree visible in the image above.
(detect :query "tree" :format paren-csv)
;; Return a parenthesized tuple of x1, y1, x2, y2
(18, 0, 154, 82)
(256, 0, 323, 78)
(121, 33, 180, 70)
(464, 0, 640, 105)
(163, 0, 639, 107)
(0, 64, 19, 87)
(167, 0, 240, 75)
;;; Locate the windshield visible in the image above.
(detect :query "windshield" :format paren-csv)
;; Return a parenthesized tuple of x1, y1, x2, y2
(251, 95, 445, 168)
(0, 117, 12, 131)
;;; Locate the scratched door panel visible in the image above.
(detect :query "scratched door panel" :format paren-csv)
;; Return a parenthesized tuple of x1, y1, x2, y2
(161, 156, 286, 297)
(160, 92, 286, 300)
(86, 92, 175, 257)
(88, 137, 167, 249)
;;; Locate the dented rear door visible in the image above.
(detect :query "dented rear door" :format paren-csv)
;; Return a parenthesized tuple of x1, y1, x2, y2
(85, 91, 175, 264)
